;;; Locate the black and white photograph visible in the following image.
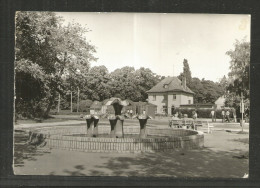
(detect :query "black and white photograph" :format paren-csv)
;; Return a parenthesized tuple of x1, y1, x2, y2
(13, 12, 250, 178)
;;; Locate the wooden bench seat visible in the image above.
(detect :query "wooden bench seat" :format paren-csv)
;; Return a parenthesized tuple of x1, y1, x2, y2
(169, 119, 214, 133)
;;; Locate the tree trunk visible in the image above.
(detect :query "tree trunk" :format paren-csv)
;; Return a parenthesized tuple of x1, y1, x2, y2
(57, 93, 60, 113)
(77, 87, 80, 113)
(43, 93, 56, 118)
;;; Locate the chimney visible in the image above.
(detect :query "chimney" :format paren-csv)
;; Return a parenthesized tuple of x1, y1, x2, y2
(182, 76, 186, 89)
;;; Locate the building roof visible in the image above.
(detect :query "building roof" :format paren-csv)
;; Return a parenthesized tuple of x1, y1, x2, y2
(146, 76, 194, 94)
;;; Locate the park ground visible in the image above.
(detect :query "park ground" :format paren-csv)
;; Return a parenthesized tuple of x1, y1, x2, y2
(13, 116, 249, 178)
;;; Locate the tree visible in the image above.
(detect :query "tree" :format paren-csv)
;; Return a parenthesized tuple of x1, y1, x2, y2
(188, 77, 204, 103)
(201, 79, 223, 103)
(15, 12, 97, 118)
(226, 39, 250, 99)
(135, 67, 161, 101)
(110, 67, 140, 101)
(188, 77, 224, 104)
(109, 66, 161, 101)
(224, 39, 250, 120)
(84, 66, 112, 101)
(177, 59, 224, 104)
(178, 59, 192, 87)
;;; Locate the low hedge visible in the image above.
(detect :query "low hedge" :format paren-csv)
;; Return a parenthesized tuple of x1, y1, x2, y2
(72, 100, 93, 112)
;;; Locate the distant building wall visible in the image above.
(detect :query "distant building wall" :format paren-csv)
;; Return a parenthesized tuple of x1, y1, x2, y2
(148, 93, 166, 114)
(180, 94, 193, 105)
(149, 92, 194, 115)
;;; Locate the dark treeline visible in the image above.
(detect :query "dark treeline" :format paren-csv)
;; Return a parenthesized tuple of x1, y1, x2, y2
(57, 62, 225, 112)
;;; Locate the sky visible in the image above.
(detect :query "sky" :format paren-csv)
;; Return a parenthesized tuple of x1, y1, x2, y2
(56, 12, 250, 82)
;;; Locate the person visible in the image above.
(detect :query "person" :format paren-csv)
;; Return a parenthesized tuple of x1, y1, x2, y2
(192, 110, 197, 120)
(210, 110, 215, 122)
(245, 107, 250, 122)
(191, 110, 197, 130)
(178, 111, 183, 119)
(172, 113, 179, 120)
(129, 109, 133, 118)
(232, 108, 237, 123)
(221, 109, 225, 123)
(171, 113, 181, 128)
(194, 111, 197, 119)
(226, 110, 230, 122)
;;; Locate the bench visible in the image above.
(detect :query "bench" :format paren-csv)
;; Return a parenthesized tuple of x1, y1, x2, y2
(194, 120, 214, 133)
(169, 119, 214, 133)
(169, 119, 195, 130)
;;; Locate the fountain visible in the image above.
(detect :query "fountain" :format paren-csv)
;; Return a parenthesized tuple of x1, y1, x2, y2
(27, 97, 204, 153)
(85, 114, 99, 137)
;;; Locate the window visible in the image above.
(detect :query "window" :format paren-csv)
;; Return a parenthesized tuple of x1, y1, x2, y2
(188, 100, 191, 104)
(163, 84, 168, 89)
(153, 95, 156, 101)
(173, 94, 176, 100)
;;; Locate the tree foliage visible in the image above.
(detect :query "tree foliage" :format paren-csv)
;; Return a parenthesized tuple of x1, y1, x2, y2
(108, 67, 161, 101)
(84, 66, 112, 101)
(15, 12, 97, 118)
(224, 39, 250, 113)
(178, 59, 192, 87)
(226, 39, 250, 99)
(178, 59, 224, 104)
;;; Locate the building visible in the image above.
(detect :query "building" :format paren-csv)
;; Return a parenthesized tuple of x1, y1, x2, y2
(90, 101, 103, 114)
(215, 96, 226, 109)
(147, 76, 194, 115)
(132, 102, 157, 118)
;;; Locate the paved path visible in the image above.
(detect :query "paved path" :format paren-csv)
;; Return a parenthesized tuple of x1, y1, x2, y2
(14, 118, 249, 134)
(13, 129, 249, 177)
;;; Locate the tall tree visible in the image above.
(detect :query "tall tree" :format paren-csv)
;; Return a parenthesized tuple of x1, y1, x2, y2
(226, 39, 250, 100)
(15, 12, 97, 118)
(178, 59, 192, 87)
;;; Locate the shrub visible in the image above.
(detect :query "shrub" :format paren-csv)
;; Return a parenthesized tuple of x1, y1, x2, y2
(72, 100, 93, 112)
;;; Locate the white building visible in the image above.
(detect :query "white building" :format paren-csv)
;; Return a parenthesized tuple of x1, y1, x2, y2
(147, 76, 194, 115)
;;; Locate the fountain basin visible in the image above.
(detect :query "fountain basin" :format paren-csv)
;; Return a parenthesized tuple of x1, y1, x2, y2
(27, 125, 204, 153)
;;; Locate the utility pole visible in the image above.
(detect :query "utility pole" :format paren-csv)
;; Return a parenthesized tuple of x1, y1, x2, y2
(58, 92, 60, 113)
(77, 87, 80, 113)
(71, 91, 73, 113)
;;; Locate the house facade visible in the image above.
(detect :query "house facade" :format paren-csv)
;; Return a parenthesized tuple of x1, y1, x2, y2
(147, 76, 194, 115)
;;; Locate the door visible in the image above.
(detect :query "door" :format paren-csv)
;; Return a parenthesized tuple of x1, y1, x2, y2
(171, 106, 175, 115)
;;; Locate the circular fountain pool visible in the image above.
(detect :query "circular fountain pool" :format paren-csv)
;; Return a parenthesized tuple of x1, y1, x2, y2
(28, 125, 204, 153)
